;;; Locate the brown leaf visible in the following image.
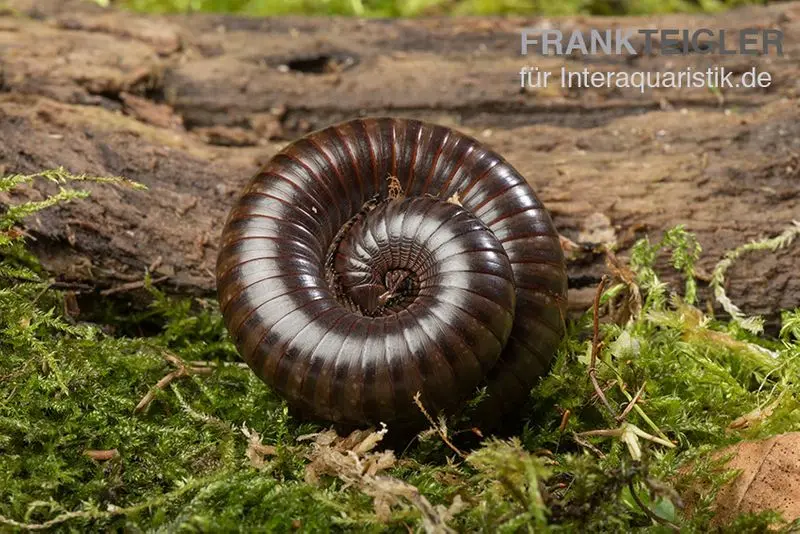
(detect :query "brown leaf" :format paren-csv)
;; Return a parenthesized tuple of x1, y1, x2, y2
(241, 424, 277, 469)
(300, 425, 462, 532)
(683, 432, 800, 527)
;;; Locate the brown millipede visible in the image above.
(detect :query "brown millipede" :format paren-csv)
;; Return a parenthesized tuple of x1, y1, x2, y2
(216, 117, 567, 429)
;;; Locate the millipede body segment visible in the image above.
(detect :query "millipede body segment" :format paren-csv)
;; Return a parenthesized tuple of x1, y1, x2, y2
(216, 117, 567, 429)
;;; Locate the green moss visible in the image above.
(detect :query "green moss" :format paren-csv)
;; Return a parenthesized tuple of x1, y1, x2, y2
(108, 0, 770, 16)
(1, 170, 799, 531)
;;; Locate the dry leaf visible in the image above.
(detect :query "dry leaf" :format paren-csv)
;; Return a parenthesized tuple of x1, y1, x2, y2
(241, 424, 277, 469)
(301, 425, 463, 533)
(713, 433, 800, 526)
(683, 432, 800, 527)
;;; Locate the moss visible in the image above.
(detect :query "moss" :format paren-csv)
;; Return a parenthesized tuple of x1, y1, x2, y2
(112, 0, 770, 17)
(1, 170, 799, 531)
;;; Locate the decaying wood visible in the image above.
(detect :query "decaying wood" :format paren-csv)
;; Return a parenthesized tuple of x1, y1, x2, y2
(0, 0, 798, 326)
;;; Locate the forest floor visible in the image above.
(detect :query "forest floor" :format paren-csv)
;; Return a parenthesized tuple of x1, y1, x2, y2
(0, 1, 799, 531)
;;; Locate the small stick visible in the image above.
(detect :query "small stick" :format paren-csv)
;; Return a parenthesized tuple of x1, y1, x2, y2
(101, 275, 169, 296)
(186, 360, 250, 369)
(148, 256, 163, 273)
(617, 383, 646, 422)
(413, 392, 464, 458)
(49, 281, 94, 291)
(558, 409, 571, 433)
(134, 352, 213, 413)
(572, 433, 606, 459)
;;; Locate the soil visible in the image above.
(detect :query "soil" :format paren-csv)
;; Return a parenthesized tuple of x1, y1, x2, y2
(0, 0, 798, 327)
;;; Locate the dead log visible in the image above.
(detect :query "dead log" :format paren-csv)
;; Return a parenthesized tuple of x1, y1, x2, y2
(1, 0, 798, 327)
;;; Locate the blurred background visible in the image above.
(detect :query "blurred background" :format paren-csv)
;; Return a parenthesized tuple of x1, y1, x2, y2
(102, 0, 775, 17)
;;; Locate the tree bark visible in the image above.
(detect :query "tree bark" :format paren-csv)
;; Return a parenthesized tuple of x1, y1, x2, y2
(1, 0, 798, 327)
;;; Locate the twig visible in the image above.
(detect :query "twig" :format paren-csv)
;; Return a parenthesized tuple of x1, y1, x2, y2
(134, 352, 213, 413)
(413, 392, 465, 458)
(148, 255, 163, 273)
(589, 276, 615, 417)
(187, 359, 250, 369)
(558, 409, 571, 432)
(134, 367, 184, 413)
(101, 275, 169, 296)
(49, 281, 94, 291)
(605, 367, 672, 442)
(572, 433, 606, 459)
(616, 383, 646, 422)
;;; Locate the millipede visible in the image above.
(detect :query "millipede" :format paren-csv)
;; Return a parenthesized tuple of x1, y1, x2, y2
(216, 117, 567, 430)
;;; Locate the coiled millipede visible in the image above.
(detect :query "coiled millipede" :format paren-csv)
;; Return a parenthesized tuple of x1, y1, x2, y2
(216, 118, 567, 430)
